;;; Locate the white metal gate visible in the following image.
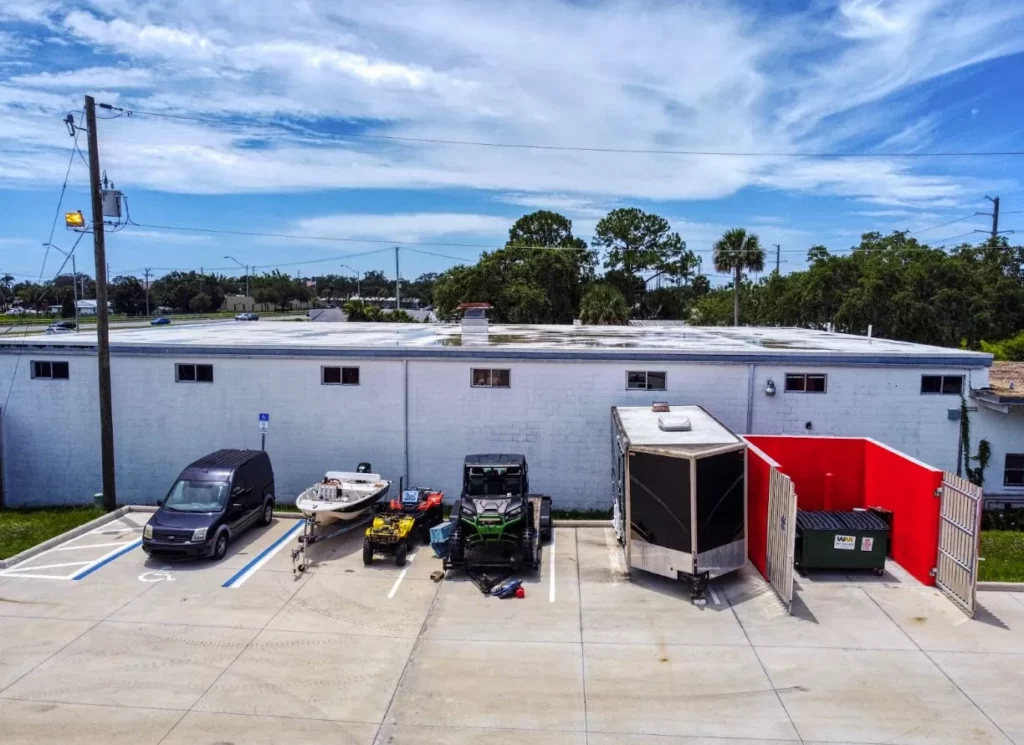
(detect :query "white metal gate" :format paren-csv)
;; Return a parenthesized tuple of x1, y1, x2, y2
(766, 468, 797, 613)
(936, 471, 983, 617)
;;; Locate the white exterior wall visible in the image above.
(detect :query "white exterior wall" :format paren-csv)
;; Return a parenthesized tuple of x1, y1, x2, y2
(0, 351, 993, 509)
(974, 406, 1024, 502)
(749, 364, 978, 475)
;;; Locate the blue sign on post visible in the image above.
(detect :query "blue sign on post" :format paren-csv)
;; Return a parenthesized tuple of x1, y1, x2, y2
(259, 413, 269, 433)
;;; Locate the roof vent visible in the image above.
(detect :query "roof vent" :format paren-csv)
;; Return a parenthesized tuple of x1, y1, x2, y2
(658, 414, 691, 432)
(651, 402, 670, 412)
(458, 302, 491, 340)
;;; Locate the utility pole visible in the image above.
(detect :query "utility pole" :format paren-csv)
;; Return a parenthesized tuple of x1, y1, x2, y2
(394, 246, 401, 310)
(985, 196, 1000, 242)
(84, 95, 117, 511)
(71, 253, 79, 331)
(773, 243, 781, 274)
(143, 268, 151, 316)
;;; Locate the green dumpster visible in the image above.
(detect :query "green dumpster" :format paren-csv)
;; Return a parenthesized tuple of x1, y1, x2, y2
(795, 510, 889, 575)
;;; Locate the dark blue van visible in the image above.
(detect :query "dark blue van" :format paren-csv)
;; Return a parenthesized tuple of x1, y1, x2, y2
(143, 449, 275, 560)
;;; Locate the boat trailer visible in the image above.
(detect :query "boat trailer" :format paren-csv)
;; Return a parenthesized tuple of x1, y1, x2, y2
(291, 513, 374, 575)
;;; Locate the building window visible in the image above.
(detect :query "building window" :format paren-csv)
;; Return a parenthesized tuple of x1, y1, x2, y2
(921, 375, 963, 395)
(471, 368, 510, 388)
(176, 363, 214, 383)
(1005, 455, 1024, 487)
(322, 366, 359, 385)
(785, 373, 827, 393)
(626, 371, 667, 391)
(31, 361, 69, 380)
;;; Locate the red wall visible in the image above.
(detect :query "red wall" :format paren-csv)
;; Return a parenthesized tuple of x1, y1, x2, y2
(746, 444, 775, 579)
(745, 436, 865, 511)
(864, 441, 943, 586)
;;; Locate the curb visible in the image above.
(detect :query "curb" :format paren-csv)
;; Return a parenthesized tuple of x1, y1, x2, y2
(552, 519, 611, 528)
(978, 581, 1024, 592)
(0, 506, 131, 570)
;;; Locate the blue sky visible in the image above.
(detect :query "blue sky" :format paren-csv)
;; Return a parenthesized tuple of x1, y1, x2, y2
(1, 0, 1024, 286)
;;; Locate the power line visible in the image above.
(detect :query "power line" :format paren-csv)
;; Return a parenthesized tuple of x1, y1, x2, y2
(909, 214, 980, 235)
(109, 105, 1024, 159)
(41, 118, 85, 281)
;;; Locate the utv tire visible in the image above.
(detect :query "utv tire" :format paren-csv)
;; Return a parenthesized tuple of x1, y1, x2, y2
(447, 526, 464, 564)
(395, 541, 408, 567)
(363, 538, 374, 566)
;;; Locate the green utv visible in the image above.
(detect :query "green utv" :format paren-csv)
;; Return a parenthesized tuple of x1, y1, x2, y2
(444, 454, 551, 573)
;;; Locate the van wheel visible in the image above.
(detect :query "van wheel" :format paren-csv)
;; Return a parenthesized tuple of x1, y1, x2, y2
(260, 500, 274, 526)
(211, 531, 229, 561)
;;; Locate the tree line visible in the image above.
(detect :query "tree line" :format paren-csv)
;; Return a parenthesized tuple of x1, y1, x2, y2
(5, 206, 1022, 354)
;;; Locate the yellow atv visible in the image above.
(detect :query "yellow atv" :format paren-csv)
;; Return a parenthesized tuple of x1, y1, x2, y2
(363, 512, 418, 566)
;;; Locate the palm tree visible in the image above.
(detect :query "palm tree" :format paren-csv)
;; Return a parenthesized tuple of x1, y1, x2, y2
(579, 283, 629, 325)
(713, 228, 764, 326)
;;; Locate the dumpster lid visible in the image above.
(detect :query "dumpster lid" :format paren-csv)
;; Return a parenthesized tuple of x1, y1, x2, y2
(796, 510, 890, 531)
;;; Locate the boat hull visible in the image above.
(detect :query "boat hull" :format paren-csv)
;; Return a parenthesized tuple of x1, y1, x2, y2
(296, 483, 390, 526)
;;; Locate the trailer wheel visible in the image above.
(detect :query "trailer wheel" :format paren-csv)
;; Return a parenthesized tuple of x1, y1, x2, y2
(395, 541, 408, 567)
(362, 538, 374, 565)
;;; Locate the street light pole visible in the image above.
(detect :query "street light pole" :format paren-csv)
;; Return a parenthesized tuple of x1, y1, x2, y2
(340, 264, 361, 299)
(224, 255, 249, 300)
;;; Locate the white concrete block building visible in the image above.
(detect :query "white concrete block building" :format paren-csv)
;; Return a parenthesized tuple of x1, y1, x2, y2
(0, 322, 995, 509)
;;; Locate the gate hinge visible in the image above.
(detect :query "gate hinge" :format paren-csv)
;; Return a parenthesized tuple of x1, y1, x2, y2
(934, 488, 942, 497)
(930, 567, 938, 577)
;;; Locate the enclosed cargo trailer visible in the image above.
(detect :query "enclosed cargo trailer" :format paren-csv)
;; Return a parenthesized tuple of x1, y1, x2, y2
(612, 405, 747, 604)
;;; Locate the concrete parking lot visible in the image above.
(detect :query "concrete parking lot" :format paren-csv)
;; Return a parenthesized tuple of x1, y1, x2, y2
(1, 516, 1022, 744)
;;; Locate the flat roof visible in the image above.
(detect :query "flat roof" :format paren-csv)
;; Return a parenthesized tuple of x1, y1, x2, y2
(614, 405, 742, 451)
(0, 321, 991, 366)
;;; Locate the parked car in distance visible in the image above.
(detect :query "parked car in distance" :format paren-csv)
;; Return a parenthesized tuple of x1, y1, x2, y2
(45, 320, 76, 334)
(235, 312, 259, 321)
(142, 449, 275, 560)
(150, 316, 171, 325)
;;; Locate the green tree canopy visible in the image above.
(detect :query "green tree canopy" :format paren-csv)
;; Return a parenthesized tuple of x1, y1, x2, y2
(712, 228, 764, 326)
(579, 283, 629, 325)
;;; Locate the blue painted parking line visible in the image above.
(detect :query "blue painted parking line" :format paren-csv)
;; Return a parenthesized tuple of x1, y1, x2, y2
(71, 539, 143, 580)
(222, 520, 306, 589)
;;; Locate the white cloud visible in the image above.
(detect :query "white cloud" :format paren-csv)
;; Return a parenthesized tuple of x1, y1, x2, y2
(292, 212, 511, 245)
(0, 0, 1022, 210)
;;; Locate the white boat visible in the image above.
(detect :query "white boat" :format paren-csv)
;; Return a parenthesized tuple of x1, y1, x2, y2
(296, 470, 391, 525)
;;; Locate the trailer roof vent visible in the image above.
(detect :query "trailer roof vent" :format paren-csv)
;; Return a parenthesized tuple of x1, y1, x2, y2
(651, 401, 670, 412)
(658, 414, 691, 432)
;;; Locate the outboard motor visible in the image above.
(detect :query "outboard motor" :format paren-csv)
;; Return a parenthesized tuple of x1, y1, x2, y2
(356, 462, 372, 473)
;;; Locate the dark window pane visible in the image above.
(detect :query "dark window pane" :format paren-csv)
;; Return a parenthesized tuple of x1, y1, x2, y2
(492, 369, 510, 387)
(626, 371, 647, 390)
(472, 369, 491, 386)
(921, 375, 941, 393)
(646, 371, 667, 390)
(342, 367, 360, 385)
(177, 364, 196, 382)
(32, 361, 50, 379)
(196, 365, 214, 383)
(52, 362, 69, 379)
(784, 374, 805, 392)
(806, 374, 826, 393)
(1006, 455, 1024, 486)
(941, 376, 963, 395)
(323, 366, 342, 384)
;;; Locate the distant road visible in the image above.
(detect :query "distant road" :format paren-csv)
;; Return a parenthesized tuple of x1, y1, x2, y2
(0, 317, 233, 337)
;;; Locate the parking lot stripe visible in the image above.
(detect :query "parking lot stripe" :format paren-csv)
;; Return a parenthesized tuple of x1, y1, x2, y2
(70, 539, 143, 580)
(387, 551, 417, 599)
(222, 519, 305, 589)
(50, 541, 135, 552)
(0, 561, 90, 573)
(549, 528, 556, 603)
(709, 586, 721, 605)
(0, 573, 74, 580)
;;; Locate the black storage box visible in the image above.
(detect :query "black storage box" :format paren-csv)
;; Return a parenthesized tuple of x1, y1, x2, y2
(795, 510, 889, 575)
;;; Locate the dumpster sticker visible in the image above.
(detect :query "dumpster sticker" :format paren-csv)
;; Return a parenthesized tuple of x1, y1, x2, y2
(834, 535, 856, 550)
(861, 537, 874, 552)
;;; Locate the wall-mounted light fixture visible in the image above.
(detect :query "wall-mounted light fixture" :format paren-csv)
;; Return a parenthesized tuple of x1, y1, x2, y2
(765, 379, 776, 397)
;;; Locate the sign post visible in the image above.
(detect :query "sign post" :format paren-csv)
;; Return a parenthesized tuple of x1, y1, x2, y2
(259, 413, 270, 451)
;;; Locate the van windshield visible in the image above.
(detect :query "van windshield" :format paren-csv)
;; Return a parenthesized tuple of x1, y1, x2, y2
(163, 480, 230, 512)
